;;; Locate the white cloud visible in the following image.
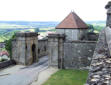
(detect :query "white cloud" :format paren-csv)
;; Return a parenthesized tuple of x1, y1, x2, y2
(0, 0, 109, 21)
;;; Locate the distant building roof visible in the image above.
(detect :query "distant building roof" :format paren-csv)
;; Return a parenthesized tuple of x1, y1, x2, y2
(0, 51, 9, 56)
(56, 12, 88, 29)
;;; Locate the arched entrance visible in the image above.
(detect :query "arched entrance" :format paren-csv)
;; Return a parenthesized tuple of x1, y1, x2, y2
(32, 44, 36, 63)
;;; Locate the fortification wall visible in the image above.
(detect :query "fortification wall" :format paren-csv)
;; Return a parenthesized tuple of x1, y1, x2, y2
(38, 39, 48, 58)
(12, 37, 48, 65)
(64, 41, 96, 69)
(48, 34, 97, 69)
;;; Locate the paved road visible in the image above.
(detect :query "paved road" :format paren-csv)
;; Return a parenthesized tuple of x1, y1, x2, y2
(0, 56, 48, 85)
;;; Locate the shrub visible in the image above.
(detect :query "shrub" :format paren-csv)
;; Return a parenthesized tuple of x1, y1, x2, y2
(5, 34, 16, 59)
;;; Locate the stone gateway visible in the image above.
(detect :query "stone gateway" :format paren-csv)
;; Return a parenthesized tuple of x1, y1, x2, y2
(12, 32, 38, 65)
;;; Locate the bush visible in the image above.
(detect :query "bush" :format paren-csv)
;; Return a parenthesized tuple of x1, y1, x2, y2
(88, 24, 94, 32)
(35, 28, 40, 32)
(5, 34, 16, 59)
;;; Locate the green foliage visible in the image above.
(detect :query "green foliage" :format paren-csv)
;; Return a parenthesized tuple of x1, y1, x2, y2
(34, 28, 40, 32)
(87, 24, 104, 33)
(88, 24, 94, 32)
(5, 34, 16, 58)
(93, 25, 104, 32)
(49, 28, 56, 32)
(43, 69, 88, 85)
(0, 29, 19, 42)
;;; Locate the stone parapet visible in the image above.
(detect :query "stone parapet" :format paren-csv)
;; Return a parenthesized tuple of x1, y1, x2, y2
(65, 40, 96, 43)
(86, 28, 111, 85)
(106, 1, 111, 27)
(48, 34, 65, 38)
(16, 32, 38, 37)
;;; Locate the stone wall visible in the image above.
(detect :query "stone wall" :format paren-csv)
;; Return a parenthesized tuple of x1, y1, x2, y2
(0, 60, 16, 69)
(12, 32, 38, 65)
(86, 27, 111, 84)
(86, 2, 111, 85)
(86, 33, 99, 41)
(64, 41, 96, 69)
(48, 34, 65, 68)
(12, 34, 48, 65)
(38, 39, 48, 58)
(56, 29, 78, 40)
(106, 1, 111, 27)
(48, 34, 97, 69)
(56, 29, 87, 41)
(0, 42, 5, 48)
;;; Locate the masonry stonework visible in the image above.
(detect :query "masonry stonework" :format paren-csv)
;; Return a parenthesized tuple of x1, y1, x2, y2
(48, 34, 65, 68)
(56, 12, 88, 41)
(106, 1, 111, 27)
(56, 29, 87, 41)
(48, 11, 97, 69)
(64, 41, 96, 69)
(38, 39, 48, 58)
(12, 32, 38, 65)
(86, 1, 111, 85)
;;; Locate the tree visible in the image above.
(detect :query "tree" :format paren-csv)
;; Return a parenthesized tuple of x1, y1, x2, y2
(88, 24, 94, 33)
(35, 28, 40, 32)
(5, 34, 16, 58)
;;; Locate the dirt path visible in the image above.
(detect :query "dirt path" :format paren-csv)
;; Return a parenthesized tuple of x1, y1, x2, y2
(31, 67, 58, 85)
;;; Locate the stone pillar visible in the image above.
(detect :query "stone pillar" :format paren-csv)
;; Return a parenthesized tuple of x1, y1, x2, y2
(105, 1, 111, 27)
(12, 32, 38, 65)
(48, 34, 65, 69)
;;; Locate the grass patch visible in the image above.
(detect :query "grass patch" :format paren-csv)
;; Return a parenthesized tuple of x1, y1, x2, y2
(43, 69, 88, 85)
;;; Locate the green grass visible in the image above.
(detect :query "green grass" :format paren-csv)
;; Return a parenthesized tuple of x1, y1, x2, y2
(43, 69, 88, 85)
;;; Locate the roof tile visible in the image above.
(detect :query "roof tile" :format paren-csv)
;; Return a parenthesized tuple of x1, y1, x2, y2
(56, 12, 88, 29)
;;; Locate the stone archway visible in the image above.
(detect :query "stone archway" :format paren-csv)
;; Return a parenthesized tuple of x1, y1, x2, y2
(32, 44, 36, 63)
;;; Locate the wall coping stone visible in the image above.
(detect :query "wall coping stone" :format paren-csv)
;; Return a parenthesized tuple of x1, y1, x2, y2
(38, 38, 48, 41)
(65, 40, 97, 43)
(16, 32, 39, 37)
(48, 34, 65, 38)
(0, 60, 16, 69)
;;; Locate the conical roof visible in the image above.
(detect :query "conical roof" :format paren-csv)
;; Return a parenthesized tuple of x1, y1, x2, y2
(56, 12, 88, 29)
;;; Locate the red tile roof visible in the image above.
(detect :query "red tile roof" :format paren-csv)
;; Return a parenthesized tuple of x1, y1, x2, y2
(56, 12, 88, 29)
(0, 51, 9, 56)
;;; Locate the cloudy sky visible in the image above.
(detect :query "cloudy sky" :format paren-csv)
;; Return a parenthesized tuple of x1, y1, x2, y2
(0, 0, 109, 21)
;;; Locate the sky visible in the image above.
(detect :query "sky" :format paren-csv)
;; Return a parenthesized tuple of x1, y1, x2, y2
(0, 0, 110, 21)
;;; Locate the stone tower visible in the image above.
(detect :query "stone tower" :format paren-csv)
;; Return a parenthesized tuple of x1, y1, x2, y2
(56, 12, 88, 41)
(12, 32, 38, 65)
(105, 1, 111, 27)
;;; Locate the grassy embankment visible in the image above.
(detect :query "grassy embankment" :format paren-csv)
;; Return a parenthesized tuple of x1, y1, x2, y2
(43, 69, 88, 85)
